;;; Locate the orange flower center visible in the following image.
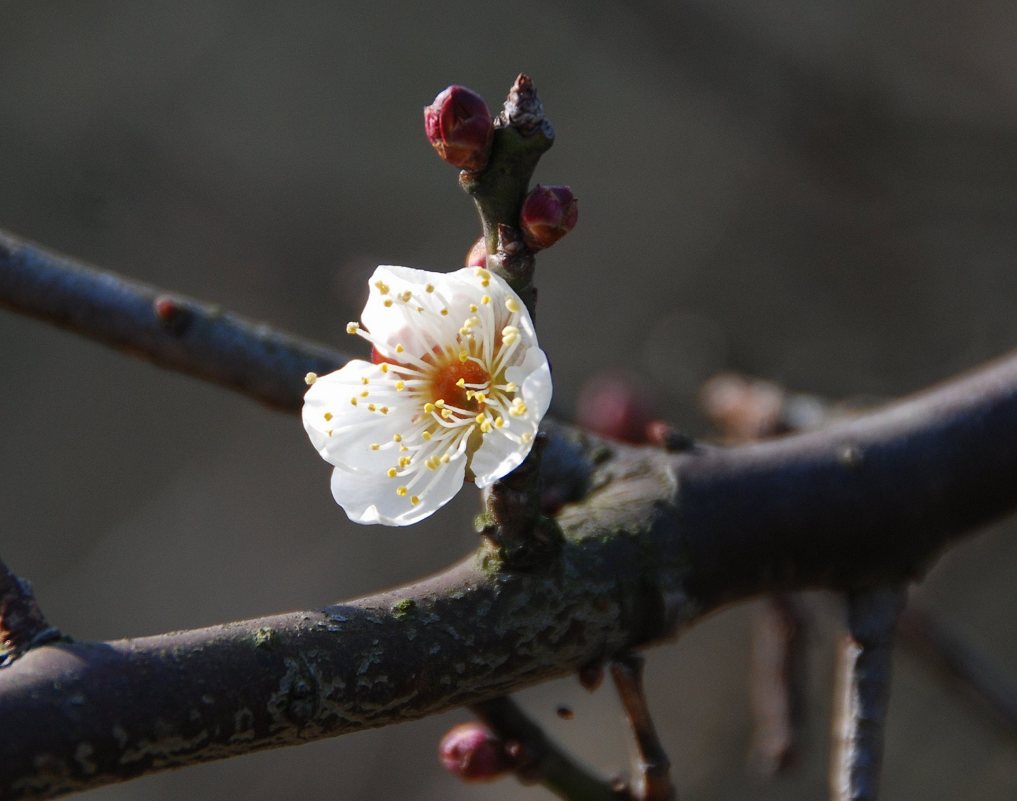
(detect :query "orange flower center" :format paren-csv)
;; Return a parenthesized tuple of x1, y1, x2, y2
(429, 359, 490, 415)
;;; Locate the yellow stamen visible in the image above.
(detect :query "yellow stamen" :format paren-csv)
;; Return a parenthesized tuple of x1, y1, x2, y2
(396, 486, 408, 497)
(346, 322, 359, 335)
(505, 298, 520, 313)
(410, 495, 420, 505)
(304, 372, 318, 385)
(374, 280, 390, 294)
(323, 412, 333, 421)
(387, 468, 397, 478)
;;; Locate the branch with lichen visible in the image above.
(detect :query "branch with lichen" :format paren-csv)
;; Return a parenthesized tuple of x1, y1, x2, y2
(2, 342, 1017, 797)
(3, 73, 1017, 801)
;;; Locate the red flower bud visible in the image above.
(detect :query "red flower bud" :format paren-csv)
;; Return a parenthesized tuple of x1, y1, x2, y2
(465, 236, 488, 268)
(424, 86, 494, 172)
(439, 723, 512, 782)
(520, 184, 578, 251)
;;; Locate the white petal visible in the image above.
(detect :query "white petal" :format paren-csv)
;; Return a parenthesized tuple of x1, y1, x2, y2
(302, 360, 408, 464)
(331, 451, 467, 526)
(508, 345, 554, 420)
(471, 345, 552, 487)
(361, 266, 463, 355)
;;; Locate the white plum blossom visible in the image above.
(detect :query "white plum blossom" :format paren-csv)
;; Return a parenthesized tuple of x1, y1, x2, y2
(303, 264, 552, 526)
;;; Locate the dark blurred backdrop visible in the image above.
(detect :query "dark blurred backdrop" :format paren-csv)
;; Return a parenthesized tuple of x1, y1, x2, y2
(2, 2, 1016, 799)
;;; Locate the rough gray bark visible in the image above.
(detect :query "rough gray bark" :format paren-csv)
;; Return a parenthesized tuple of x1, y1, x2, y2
(3, 343, 1017, 798)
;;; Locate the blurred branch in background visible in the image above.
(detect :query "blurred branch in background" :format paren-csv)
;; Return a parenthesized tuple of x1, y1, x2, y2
(699, 371, 1017, 790)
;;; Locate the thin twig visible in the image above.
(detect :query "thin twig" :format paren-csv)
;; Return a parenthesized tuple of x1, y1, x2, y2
(700, 373, 809, 776)
(748, 593, 809, 776)
(471, 696, 623, 801)
(897, 604, 1017, 736)
(610, 654, 677, 801)
(705, 370, 1017, 741)
(830, 585, 907, 801)
(0, 230, 348, 411)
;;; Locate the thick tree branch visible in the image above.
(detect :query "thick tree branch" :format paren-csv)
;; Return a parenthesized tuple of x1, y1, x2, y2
(0, 231, 347, 411)
(5, 235, 1017, 797)
(2, 344, 1017, 797)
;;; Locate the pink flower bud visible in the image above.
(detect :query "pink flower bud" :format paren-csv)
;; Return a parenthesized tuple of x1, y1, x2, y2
(424, 86, 494, 172)
(439, 723, 512, 782)
(520, 184, 578, 251)
(465, 235, 487, 268)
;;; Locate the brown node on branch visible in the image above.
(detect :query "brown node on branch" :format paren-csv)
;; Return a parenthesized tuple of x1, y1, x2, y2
(0, 560, 62, 666)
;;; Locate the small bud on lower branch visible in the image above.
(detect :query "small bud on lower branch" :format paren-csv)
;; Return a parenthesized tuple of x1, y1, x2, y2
(521, 184, 578, 251)
(439, 723, 513, 781)
(424, 85, 494, 172)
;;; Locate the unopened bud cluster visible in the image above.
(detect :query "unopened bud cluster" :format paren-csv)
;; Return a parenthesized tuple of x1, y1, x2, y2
(520, 184, 578, 251)
(424, 85, 494, 172)
(424, 80, 579, 261)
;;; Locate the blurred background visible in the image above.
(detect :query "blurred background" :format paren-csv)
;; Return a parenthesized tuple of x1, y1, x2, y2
(2, 1, 1017, 798)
